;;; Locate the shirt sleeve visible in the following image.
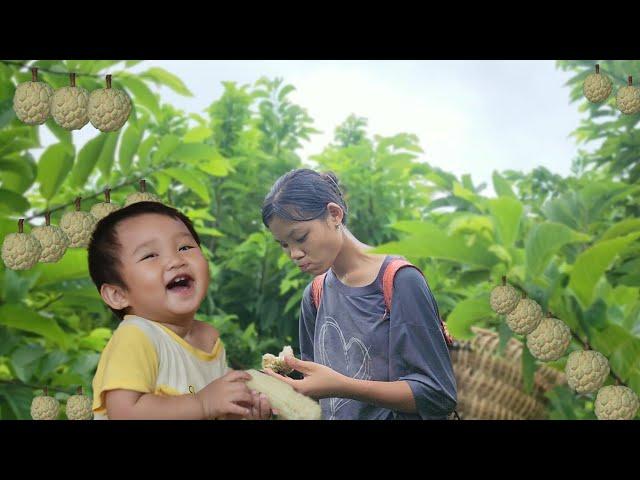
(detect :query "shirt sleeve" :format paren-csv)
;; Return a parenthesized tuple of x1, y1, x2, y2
(388, 267, 457, 419)
(299, 282, 317, 362)
(92, 324, 159, 413)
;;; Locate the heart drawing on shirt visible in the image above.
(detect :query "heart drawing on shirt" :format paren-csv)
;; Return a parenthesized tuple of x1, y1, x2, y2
(318, 316, 372, 419)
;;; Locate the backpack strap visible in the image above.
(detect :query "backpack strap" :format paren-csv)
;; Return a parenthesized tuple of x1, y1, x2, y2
(311, 273, 327, 310)
(382, 259, 454, 347)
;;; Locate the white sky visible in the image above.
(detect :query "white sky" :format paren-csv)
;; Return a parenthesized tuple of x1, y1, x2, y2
(39, 60, 586, 196)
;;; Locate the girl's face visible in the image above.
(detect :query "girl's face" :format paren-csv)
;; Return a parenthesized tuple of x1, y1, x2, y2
(268, 204, 344, 276)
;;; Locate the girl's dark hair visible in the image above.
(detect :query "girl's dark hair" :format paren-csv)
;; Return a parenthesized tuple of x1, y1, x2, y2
(261, 168, 348, 227)
(88, 201, 201, 320)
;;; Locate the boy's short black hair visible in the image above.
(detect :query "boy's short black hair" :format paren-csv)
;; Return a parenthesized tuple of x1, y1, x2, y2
(88, 201, 202, 320)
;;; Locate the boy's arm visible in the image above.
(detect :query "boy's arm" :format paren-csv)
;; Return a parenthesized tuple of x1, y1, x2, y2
(105, 389, 206, 420)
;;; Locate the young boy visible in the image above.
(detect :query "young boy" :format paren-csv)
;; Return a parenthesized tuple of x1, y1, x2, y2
(88, 201, 272, 419)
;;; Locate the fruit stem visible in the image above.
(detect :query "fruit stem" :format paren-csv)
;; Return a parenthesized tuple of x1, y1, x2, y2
(31, 67, 38, 82)
(75, 197, 81, 211)
(595, 64, 600, 74)
(105, 188, 111, 203)
(44, 386, 48, 396)
(45, 211, 51, 226)
(18, 218, 24, 234)
(106, 74, 112, 89)
(501, 275, 506, 286)
(140, 179, 147, 192)
(629, 76, 633, 86)
(70, 72, 76, 88)
(77, 386, 83, 395)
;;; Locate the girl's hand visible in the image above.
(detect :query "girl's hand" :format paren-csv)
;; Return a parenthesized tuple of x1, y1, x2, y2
(264, 356, 348, 399)
(246, 390, 274, 419)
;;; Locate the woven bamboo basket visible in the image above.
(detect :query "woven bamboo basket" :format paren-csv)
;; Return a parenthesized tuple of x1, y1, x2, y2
(450, 327, 566, 420)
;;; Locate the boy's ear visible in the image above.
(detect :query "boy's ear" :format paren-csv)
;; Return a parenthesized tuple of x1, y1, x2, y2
(100, 283, 130, 311)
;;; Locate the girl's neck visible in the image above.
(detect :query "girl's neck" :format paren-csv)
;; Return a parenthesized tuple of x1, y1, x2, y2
(131, 311, 197, 339)
(331, 227, 383, 285)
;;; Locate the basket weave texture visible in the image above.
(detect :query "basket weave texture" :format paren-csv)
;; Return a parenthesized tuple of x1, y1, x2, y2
(451, 327, 566, 419)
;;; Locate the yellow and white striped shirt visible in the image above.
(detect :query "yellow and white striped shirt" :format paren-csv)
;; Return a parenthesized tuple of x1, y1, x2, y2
(92, 314, 228, 419)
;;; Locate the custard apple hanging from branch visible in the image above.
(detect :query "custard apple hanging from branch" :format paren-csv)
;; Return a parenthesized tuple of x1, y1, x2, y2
(31, 387, 60, 420)
(31, 211, 69, 263)
(595, 385, 639, 420)
(506, 293, 543, 335)
(90, 188, 121, 221)
(490, 276, 520, 315)
(1, 219, 42, 270)
(616, 76, 640, 115)
(60, 197, 97, 248)
(65, 386, 93, 420)
(125, 179, 162, 206)
(51, 73, 90, 130)
(88, 75, 132, 132)
(583, 64, 612, 104)
(565, 350, 610, 394)
(526, 313, 571, 361)
(13, 67, 54, 125)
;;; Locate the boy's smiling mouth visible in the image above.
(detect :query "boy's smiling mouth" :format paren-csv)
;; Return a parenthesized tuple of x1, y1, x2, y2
(165, 273, 195, 295)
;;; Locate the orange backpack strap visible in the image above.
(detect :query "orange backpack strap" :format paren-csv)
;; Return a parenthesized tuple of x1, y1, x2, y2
(311, 273, 327, 310)
(382, 259, 454, 347)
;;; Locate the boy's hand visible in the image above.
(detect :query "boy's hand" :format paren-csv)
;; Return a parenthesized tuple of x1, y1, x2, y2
(195, 370, 253, 419)
(247, 390, 274, 419)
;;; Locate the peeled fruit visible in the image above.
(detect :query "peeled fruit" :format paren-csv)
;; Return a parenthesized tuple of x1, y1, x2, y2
(262, 345, 295, 375)
(125, 179, 162, 206)
(51, 73, 89, 130)
(583, 64, 612, 104)
(506, 296, 543, 335)
(490, 276, 520, 315)
(66, 387, 93, 420)
(616, 76, 640, 115)
(565, 350, 610, 394)
(1, 219, 42, 270)
(526, 315, 571, 361)
(90, 189, 120, 221)
(88, 75, 131, 132)
(60, 197, 97, 248)
(31, 387, 60, 420)
(595, 385, 639, 420)
(13, 68, 53, 125)
(31, 212, 68, 263)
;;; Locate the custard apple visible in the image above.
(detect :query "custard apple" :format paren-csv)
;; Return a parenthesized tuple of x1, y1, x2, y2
(90, 201, 120, 221)
(50, 73, 90, 130)
(125, 180, 162, 206)
(526, 316, 571, 361)
(506, 297, 543, 335)
(490, 277, 520, 315)
(31, 389, 60, 420)
(65, 388, 93, 420)
(595, 385, 639, 420)
(616, 76, 640, 115)
(88, 75, 131, 132)
(262, 345, 295, 375)
(583, 64, 612, 104)
(60, 199, 97, 248)
(13, 68, 54, 125)
(31, 214, 68, 263)
(565, 350, 610, 394)
(1, 220, 42, 270)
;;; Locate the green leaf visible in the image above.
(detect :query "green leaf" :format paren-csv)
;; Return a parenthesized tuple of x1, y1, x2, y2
(525, 223, 591, 278)
(277, 84, 296, 102)
(97, 132, 120, 180)
(117, 76, 160, 118)
(32, 249, 89, 288)
(70, 133, 107, 187)
(0, 153, 37, 194)
(173, 143, 217, 162)
(497, 322, 513, 356)
(373, 221, 500, 268)
(152, 171, 172, 195)
(492, 171, 516, 198)
(163, 167, 210, 203)
(568, 232, 640, 309)
(183, 126, 213, 143)
(118, 124, 142, 175)
(140, 67, 193, 96)
(488, 197, 523, 247)
(125, 60, 143, 68)
(137, 134, 156, 168)
(2, 269, 40, 304)
(37, 143, 74, 200)
(0, 98, 15, 129)
(0, 304, 68, 349)
(600, 218, 640, 241)
(521, 345, 537, 394)
(198, 152, 231, 177)
(152, 134, 180, 163)
(0, 188, 29, 213)
(198, 226, 224, 237)
(45, 118, 72, 144)
(445, 294, 493, 339)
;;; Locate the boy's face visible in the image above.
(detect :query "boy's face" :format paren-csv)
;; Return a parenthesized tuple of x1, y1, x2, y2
(104, 214, 209, 322)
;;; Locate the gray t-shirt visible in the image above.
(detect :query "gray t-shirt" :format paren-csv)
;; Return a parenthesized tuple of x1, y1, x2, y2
(299, 256, 457, 420)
